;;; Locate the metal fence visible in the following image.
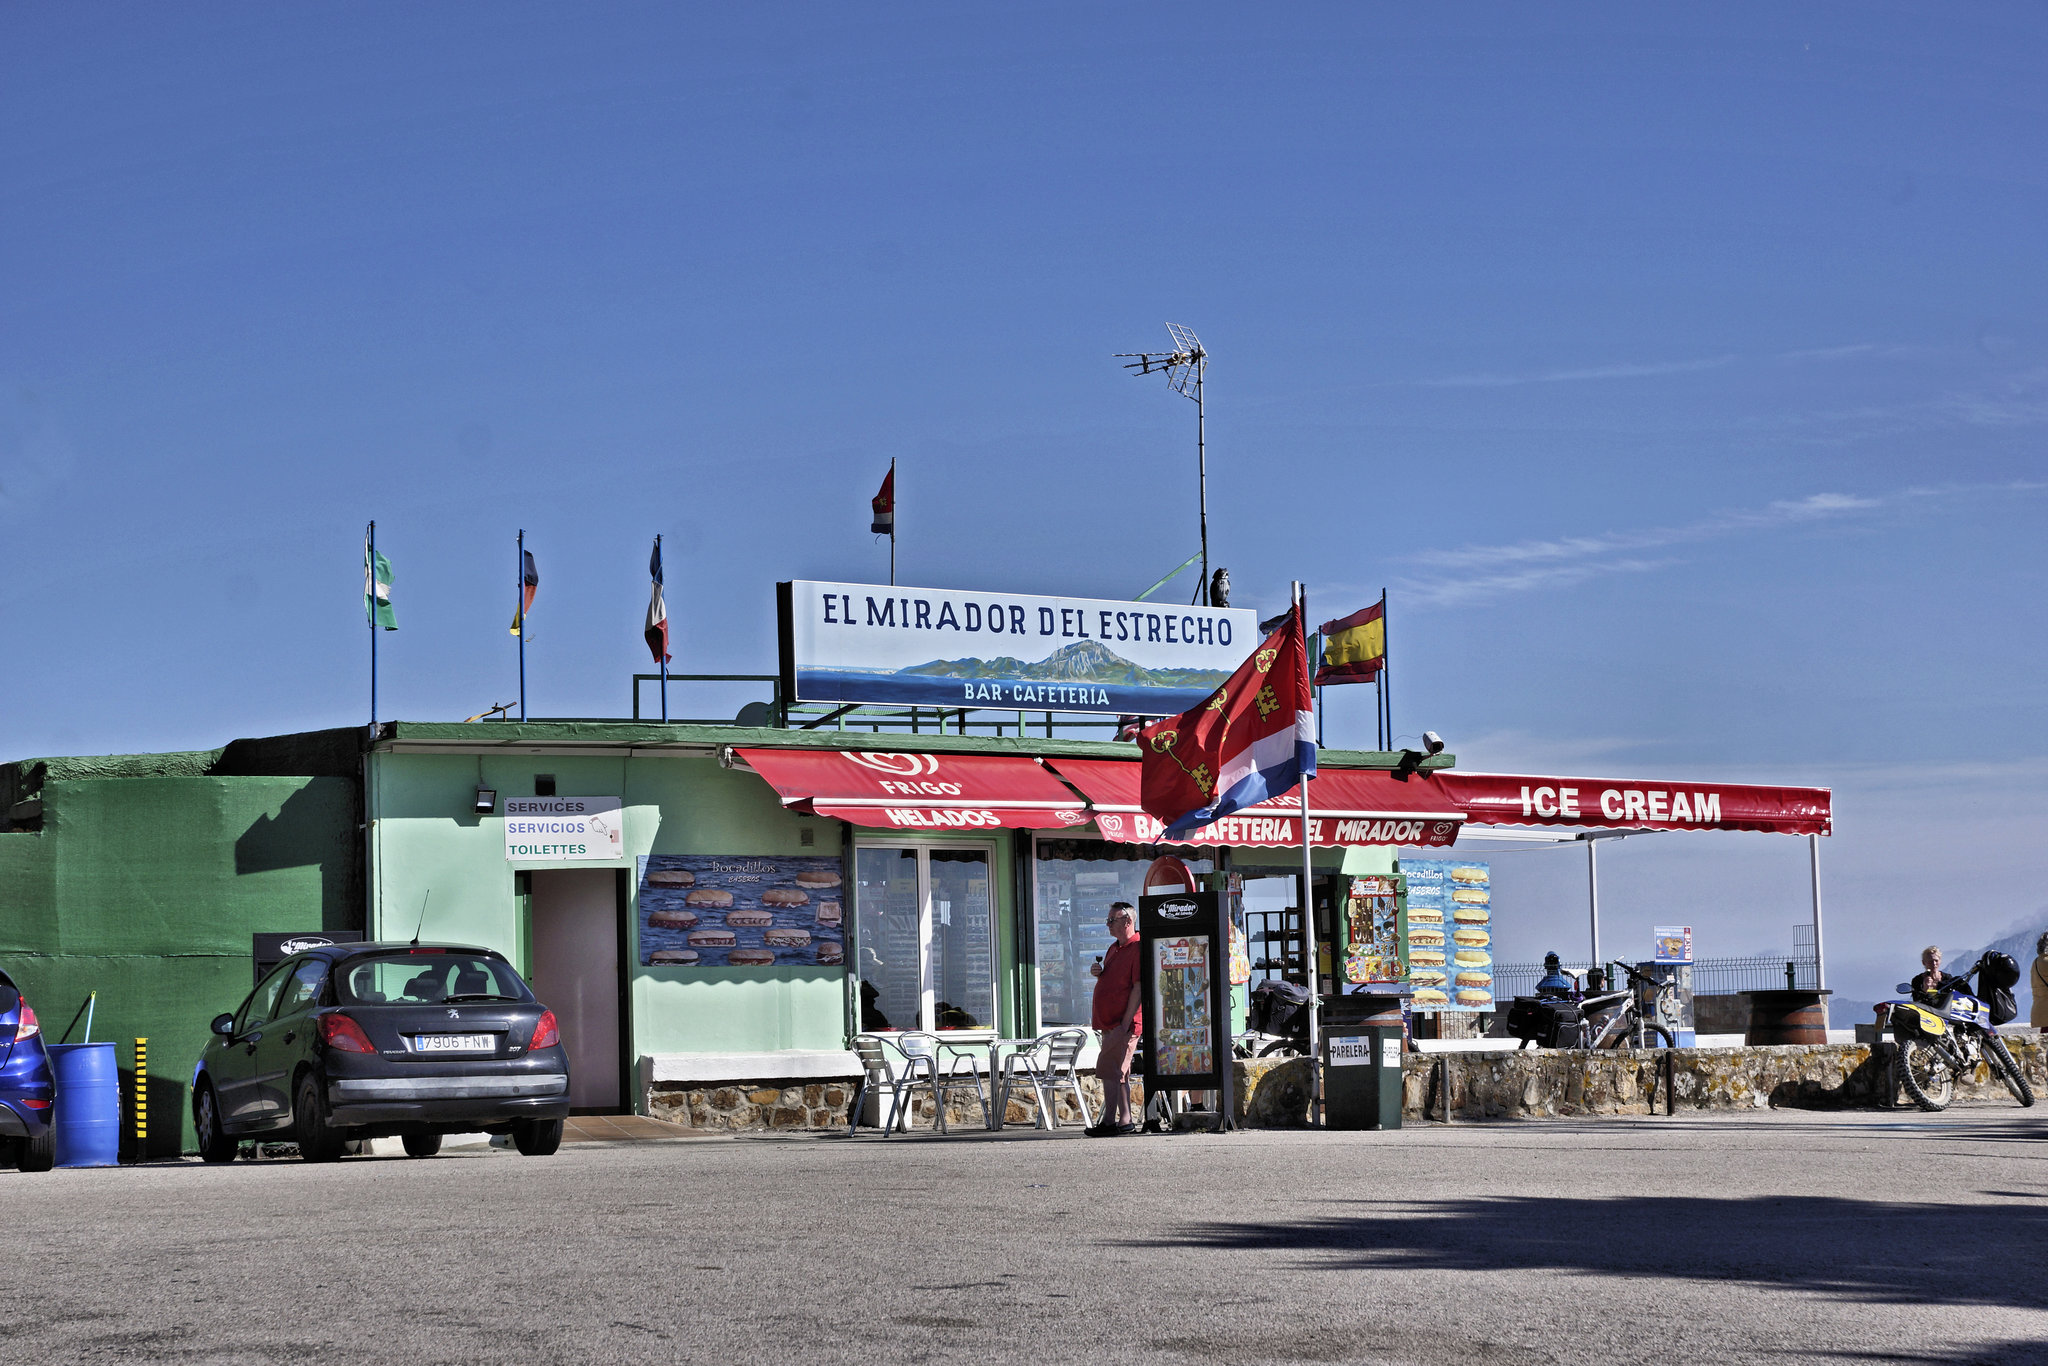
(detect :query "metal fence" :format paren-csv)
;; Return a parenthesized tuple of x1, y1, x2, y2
(1493, 954, 1821, 1001)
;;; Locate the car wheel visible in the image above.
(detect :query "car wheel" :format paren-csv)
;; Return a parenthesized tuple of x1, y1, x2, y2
(194, 1085, 238, 1164)
(17, 1123, 55, 1173)
(293, 1075, 347, 1163)
(402, 1132, 442, 1158)
(511, 1117, 563, 1156)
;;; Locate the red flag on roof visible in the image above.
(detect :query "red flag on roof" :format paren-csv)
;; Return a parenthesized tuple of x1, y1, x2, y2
(871, 462, 895, 535)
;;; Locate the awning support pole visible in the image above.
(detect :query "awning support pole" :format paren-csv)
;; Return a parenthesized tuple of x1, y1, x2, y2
(1587, 837, 1601, 974)
(1810, 832, 1827, 1023)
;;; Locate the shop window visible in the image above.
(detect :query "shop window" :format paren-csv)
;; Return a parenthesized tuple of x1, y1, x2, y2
(854, 844, 995, 1033)
(1031, 838, 1213, 1030)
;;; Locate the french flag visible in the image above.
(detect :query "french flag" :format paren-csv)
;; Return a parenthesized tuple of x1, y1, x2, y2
(1139, 602, 1317, 837)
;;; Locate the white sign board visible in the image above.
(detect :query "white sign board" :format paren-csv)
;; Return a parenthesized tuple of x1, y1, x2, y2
(504, 796, 624, 862)
(779, 579, 1257, 716)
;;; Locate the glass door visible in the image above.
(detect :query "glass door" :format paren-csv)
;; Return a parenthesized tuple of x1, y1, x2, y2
(853, 843, 995, 1034)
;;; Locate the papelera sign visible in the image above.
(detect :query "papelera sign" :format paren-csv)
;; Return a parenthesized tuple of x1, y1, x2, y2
(1435, 772, 1830, 836)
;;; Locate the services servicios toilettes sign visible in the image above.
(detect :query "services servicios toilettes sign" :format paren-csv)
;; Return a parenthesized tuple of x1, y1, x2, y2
(777, 580, 1257, 716)
(504, 796, 624, 861)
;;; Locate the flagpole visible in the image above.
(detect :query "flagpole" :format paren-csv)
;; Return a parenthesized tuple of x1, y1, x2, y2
(889, 457, 896, 587)
(1378, 588, 1390, 748)
(1295, 582, 1322, 1128)
(367, 520, 378, 730)
(517, 529, 527, 723)
(657, 534, 668, 723)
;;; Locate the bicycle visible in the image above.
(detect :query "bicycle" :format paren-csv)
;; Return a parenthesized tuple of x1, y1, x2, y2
(1577, 963, 1678, 1050)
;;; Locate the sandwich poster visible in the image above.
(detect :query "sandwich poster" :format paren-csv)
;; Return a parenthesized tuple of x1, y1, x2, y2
(1399, 859, 1492, 1010)
(637, 854, 846, 969)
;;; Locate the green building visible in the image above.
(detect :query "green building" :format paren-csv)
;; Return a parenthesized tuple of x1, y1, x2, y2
(3, 719, 1449, 1149)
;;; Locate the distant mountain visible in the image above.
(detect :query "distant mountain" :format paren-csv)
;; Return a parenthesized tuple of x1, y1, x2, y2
(897, 638, 1229, 689)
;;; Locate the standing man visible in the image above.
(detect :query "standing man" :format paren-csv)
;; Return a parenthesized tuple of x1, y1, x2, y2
(1088, 902, 1143, 1138)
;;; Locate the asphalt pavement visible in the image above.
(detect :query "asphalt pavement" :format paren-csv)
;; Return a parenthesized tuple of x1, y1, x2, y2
(5, 1107, 2047, 1365)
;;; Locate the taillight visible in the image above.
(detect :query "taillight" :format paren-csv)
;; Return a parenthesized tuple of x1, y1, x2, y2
(22, 1097, 51, 1110)
(529, 1010, 560, 1050)
(13, 1002, 38, 1042)
(319, 1013, 376, 1054)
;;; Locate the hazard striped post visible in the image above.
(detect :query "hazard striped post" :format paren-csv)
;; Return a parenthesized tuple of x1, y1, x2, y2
(133, 1038, 147, 1151)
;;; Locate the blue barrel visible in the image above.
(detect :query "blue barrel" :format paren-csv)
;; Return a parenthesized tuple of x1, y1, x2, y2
(48, 1042, 121, 1167)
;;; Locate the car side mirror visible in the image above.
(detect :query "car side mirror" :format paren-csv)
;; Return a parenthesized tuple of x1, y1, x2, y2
(1894, 983, 1914, 995)
(211, 1013, 236, 1036)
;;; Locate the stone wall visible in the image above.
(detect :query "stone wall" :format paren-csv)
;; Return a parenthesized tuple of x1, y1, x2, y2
(647, 1073, 1135, 1131)
(1234, 1038, 2046, 1125)
(646, 1040, 2043, 1131)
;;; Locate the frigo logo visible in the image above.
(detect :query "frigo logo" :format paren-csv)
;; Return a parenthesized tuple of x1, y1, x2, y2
(840, 752, 940, 777)
(1157, 900, 1198, 920)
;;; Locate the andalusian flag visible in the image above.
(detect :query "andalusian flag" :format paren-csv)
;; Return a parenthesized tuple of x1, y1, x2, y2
(363, 532, 395, 630)
(510, 549, 539, 637)
(1315, 599, 1385, 685)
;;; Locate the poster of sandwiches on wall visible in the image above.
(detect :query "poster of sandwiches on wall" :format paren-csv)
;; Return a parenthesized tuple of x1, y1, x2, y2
(637, 854, 846, 969)
(1399, 859, 1491, 1011)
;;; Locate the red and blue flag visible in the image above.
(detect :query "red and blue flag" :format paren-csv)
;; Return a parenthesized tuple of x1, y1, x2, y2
(1140, 602, 1317, 837)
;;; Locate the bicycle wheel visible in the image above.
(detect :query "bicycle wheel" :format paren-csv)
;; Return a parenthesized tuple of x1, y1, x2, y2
(1641, 1022, 1675, 1049)
(1898, 1039, 1955, 1112)
(1988, 1036, 2035, 1108)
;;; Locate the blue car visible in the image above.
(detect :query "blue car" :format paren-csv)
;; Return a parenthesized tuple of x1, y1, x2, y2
(0, 967, 56, 1172)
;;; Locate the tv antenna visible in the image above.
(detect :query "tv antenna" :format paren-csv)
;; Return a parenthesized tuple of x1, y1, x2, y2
(1117, 324, 1211, 604)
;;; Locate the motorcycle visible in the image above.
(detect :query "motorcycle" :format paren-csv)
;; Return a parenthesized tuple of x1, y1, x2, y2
(1881, 951, 2034, 1112)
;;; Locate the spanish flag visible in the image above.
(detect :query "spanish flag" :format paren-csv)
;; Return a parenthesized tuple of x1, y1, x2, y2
(1315, 600, 1384, 685)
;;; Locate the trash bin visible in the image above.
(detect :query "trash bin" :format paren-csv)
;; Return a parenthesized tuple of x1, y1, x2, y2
(47, 1042, 121, 1167)
(1322, 994, 1404, 1130)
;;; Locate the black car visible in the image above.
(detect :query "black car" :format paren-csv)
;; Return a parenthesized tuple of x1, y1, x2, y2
(191, 942, 571, 1162)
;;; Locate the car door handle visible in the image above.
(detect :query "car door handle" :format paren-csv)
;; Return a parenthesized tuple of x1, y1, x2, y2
(283, 1031, 295, 1044)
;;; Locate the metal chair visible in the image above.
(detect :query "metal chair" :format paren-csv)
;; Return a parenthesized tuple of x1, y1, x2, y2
(995, 1028, 1093, 1130)
(848, 1033, 923, 1137)
(893, 1032, 988, 1133)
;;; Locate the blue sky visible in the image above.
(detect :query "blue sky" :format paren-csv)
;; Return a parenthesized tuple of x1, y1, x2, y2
(4, 5, 2043, 1003)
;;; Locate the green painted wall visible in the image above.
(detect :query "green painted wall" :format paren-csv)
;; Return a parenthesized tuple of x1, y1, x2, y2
(0, 761, 360, 1156)
(366, 751, 864, 1099)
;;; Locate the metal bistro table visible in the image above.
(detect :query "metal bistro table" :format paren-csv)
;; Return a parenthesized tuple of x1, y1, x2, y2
(936, 1037, 1047, 1130)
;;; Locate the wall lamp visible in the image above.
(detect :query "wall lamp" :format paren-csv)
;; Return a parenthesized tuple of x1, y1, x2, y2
(473, 787, 497, 815)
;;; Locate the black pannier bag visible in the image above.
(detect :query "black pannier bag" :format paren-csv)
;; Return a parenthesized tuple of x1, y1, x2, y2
(1249, 979, 1311, 1038)
(1507, 996, 1584, 1048)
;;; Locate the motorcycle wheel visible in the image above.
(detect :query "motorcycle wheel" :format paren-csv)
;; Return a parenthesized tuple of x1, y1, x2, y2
(1258, 1039, 1301, 1058)
(1988, 1036, 2035, 1108)
(1898, 1039, 1955, 1112)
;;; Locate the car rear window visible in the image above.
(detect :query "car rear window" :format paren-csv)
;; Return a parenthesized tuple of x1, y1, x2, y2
(0, 981, 17, 1016)
(338, 953, 532, 1007)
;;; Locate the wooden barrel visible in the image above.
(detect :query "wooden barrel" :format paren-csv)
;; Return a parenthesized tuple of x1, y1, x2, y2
(1744, 989, 1832, 1045)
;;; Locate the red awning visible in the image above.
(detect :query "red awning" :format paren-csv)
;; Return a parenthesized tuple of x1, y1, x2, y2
(734, 748, 1094, 832)
(1435, 771, 1832, 836)
(1046, 759, 1465, 848)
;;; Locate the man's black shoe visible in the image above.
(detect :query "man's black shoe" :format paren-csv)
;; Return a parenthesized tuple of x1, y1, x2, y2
(1108, 1123, 1141, 1137)
(1083, 1121, 1115, 1137)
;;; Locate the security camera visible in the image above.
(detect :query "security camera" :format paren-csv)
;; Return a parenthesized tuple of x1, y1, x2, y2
(1421, 732, 1445, 756)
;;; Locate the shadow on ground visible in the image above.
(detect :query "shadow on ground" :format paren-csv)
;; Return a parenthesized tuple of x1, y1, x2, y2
(1151, 1193, 2048, 1312)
